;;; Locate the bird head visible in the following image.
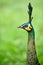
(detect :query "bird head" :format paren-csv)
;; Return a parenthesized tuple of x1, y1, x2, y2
(18, 22, 33, 32)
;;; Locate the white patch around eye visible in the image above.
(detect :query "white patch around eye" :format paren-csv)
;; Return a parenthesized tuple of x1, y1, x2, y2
(28, 24, 30, 27)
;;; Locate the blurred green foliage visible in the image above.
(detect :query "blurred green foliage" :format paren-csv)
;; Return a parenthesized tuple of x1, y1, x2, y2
(0, 0, 43, 65)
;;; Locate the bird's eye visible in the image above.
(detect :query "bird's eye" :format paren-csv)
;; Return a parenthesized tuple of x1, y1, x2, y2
(25, 25, 28, 27)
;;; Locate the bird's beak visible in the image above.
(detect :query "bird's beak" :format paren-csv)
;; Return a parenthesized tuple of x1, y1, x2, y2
(18, 25, 23, 28)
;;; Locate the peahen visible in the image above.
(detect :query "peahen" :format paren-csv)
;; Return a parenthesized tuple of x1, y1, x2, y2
(18, 3, 40, 65)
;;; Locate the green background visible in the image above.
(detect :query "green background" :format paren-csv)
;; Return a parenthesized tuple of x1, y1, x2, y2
(0, 0, 43, 65)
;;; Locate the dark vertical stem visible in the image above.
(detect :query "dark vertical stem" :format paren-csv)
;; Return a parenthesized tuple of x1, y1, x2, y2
(28, 3, 33, 22)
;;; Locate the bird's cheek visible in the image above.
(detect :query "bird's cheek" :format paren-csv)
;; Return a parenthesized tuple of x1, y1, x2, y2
(25, 27, 31, 31)
(29, 26, 32, 29)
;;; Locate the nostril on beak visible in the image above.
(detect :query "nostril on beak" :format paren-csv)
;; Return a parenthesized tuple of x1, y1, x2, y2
(18, 25, 23, 28)
(18, 26, 20, 28)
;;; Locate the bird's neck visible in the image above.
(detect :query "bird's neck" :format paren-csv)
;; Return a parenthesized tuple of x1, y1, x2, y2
(28, 28, 35, 52)
(27, 28, 40, 65)
(28, 28, 35, 40)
